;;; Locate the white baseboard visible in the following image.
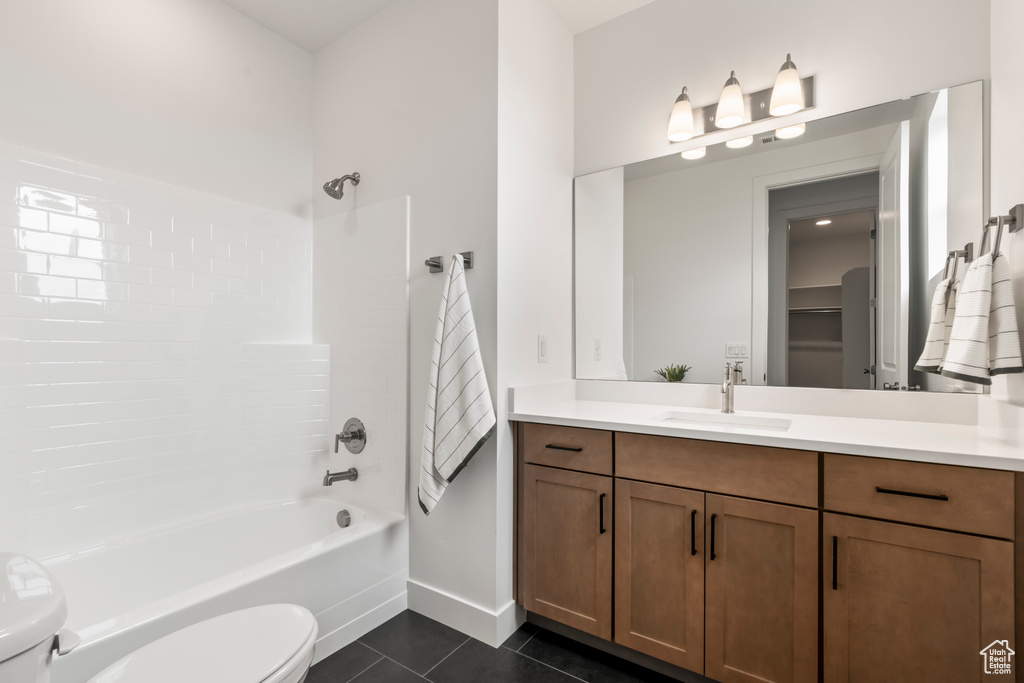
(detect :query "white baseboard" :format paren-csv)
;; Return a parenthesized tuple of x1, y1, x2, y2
(407, 578, 524, 647)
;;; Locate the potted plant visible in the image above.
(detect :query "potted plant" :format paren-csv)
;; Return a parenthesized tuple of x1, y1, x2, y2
(654, 363, 691, 382)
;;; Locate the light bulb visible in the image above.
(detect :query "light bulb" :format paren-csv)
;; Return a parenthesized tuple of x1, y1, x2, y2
(681, 147, 706, 160)
(716, 71, 745, 129)
(726, 135, 753, 149)
(770, 54, 804, 117)
(667, 87, 694, 142)
(775, 122, 806, 139)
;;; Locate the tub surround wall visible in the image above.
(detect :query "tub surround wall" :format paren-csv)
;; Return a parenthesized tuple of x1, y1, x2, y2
(313, 196, 410, 518)
(0, 143, 328, 560)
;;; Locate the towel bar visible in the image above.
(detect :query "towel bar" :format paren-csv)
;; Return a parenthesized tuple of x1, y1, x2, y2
(985, 204, 1023, 258)
(425, 252, 474, 273)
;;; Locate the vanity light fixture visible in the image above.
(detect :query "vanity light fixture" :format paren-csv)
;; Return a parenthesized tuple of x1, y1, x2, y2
(816, 219, 833, 226)
(667, 86, 695, 142)
(775, 122, 806, 139)
(769, 53, 805, 116)
(681, 147, 706, 160)
(716, 71, 745, 128)
(725, 135, 753, 149)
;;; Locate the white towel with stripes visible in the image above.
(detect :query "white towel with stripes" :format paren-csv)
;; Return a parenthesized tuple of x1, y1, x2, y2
(942, 252, 1024, 383)
(418, 254, 496, 515)
(913, 277, 957, 374)
(989, 253, 1023, 376)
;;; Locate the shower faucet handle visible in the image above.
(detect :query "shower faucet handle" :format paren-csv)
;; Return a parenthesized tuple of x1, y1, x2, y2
(334, 418, 366, 454)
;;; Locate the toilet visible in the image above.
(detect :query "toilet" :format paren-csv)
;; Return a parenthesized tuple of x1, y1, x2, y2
(0, 553, 318, 683)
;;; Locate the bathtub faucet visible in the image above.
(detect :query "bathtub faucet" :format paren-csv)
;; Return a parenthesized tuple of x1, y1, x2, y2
(323, 468, 359, 486)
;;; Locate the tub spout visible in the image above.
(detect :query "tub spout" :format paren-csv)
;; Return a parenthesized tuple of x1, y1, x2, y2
(323, 468, 359, 486)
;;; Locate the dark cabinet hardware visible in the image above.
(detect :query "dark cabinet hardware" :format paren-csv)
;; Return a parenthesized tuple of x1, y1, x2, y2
(690, 509, 697, 556)
(875, 486, 949, 502)
(545, 444, 583, 452)
(832, 535, 838, 590)
(599, 493, 606, 534)
(709, 513, 717, 561)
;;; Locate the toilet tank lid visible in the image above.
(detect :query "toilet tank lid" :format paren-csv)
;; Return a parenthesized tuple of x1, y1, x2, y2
(0, 553, 68, 663)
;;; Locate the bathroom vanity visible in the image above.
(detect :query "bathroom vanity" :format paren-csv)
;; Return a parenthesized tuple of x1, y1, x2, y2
(510, 383, 1024, 683)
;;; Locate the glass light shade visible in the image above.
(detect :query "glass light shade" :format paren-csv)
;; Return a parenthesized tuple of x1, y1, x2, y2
(681, 147, 706, 160)
(715, 71, 745, 128)
(667, 87, 694, 142)
(769, 54, 804, 116)
(775, 122, 806, 139)
(816, 219, 832, 226)
(725, 135, 753, 149)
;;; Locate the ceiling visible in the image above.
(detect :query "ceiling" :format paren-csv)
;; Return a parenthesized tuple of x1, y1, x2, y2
(789, 210, 875, 243)
(220, 0, 655, 53)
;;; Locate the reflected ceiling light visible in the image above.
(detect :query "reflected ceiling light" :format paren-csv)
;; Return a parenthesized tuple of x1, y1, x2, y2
(816, 219, 833, 226)
(770, 54, 805, 116)
(775, 122, 806, 139)
(681, 147, 706, 160)
(715, 71, 745, 128)
(667, 86, 695, 142)
(725, 135, 753, 149)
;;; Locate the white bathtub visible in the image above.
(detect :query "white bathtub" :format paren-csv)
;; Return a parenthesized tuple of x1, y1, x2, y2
(42, 497, 408, 683)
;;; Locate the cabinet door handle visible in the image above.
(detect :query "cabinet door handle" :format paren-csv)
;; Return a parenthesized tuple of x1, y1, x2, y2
(832, 535, 838, 591)
(545, 444, 583, 452)
(599, 493, 606, 534)
(709, 513, 717, 561)
(875, 486, 949, 502)
(690, 509, 697, 556)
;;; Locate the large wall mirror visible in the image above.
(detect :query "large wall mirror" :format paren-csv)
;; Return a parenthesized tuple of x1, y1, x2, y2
(575, 81, 984, 393)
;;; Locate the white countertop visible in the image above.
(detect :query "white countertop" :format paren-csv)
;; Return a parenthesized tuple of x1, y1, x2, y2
(508, 381, 1024, 472)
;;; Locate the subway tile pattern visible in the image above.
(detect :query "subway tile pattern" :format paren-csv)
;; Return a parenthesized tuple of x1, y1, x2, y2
(313, 197, 409, 517)
(0, 144, 329, 559)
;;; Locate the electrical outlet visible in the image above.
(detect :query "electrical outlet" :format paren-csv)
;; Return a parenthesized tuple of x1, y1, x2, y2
(725, 342, 749, 358)
(537, 335, 548, 363)
(594, 337, 603, 361)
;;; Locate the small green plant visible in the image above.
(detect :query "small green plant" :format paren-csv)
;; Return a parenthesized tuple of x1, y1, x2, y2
(654, 363, 691, 382)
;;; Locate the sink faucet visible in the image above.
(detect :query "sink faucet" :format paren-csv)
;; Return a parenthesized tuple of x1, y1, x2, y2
(721, 363, 735, 414)
(323, 468, 359, 486)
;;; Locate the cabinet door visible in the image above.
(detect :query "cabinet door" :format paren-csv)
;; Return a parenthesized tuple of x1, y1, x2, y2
(615, 479, 705, 671)
(824, 513, 1015, 683)
(705, 494, 818, 683)
(522, 464, 612, 638)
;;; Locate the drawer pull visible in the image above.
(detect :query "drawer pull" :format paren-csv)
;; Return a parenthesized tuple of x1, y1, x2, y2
(709, 513, 717, 561)
(599, 493, 606, 534)
(690, 509, 697, 556)
(875, 486, 949, 502)
(545, 444, 583, 452)
(832, 536, 838, 591)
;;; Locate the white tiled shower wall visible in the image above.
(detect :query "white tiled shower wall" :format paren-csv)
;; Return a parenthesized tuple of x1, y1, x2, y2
(0, 143, 331, 559)
(314, 197, 409, 517)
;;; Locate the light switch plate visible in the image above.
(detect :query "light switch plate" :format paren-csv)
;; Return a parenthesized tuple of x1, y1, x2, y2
(725, 342, 749, 358)
(537, 335, 548, 363)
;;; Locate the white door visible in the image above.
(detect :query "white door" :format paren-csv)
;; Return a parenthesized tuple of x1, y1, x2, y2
(876, 122, 910, 389)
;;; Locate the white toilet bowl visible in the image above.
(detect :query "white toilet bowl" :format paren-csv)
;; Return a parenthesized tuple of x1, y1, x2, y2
(87, 604, 318, 683)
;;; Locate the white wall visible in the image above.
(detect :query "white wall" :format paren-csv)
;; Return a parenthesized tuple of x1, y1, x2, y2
(495, 0, 575, 642)
(990, 0, 1024, 405)
(574, 168, 626, 380)
(574, 0, 990, 176)
(0, 143, 326, 560)
(312, 0, 504, 644)
(313, 197, 410, 517)
(0, 0, 313, 216)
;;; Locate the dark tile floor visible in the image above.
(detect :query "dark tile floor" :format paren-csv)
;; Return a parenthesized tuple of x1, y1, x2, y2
(308, 610, 681, 683)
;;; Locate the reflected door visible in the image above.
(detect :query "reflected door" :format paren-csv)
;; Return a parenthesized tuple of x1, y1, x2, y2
(876, 121, 910, 388)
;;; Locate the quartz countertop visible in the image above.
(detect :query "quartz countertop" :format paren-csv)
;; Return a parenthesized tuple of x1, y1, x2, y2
(508, 381, 1024, 472)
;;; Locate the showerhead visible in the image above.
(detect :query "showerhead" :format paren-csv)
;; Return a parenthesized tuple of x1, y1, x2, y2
(323, 172, 360, 200)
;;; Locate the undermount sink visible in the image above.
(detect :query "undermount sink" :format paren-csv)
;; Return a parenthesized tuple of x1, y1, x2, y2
(653, 410, 792, 432)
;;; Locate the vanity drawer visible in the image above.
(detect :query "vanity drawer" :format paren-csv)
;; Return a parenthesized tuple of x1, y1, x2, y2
(616, 433, 817, 507)
(824, 454, 1014, 538)
(522, 423, 613, 475)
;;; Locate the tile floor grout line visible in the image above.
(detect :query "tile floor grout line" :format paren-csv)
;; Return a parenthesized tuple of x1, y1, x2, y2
(508, 647, 588, 682)
(342, 652, 385, 683)
(422, 636, 471, 679)
(351, 643, 429, 679)
(515, 631, 536, 652)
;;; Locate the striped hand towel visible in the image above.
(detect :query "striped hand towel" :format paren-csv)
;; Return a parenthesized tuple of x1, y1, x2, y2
(913, 277, 957, 374)
(943, 253, 996, 384)
(418, 254, 496, 515)
(989, 252, 1023, 376)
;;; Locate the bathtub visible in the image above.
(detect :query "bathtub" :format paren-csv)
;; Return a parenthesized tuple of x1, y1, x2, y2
(42, 497, 408, 683)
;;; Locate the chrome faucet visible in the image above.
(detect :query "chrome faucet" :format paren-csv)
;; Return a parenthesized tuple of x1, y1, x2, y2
(721, 363, 735, 414)
(323, 468, 359, 486)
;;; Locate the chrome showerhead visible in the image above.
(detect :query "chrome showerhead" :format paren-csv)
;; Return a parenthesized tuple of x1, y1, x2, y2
(323, 172, 360, 200)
